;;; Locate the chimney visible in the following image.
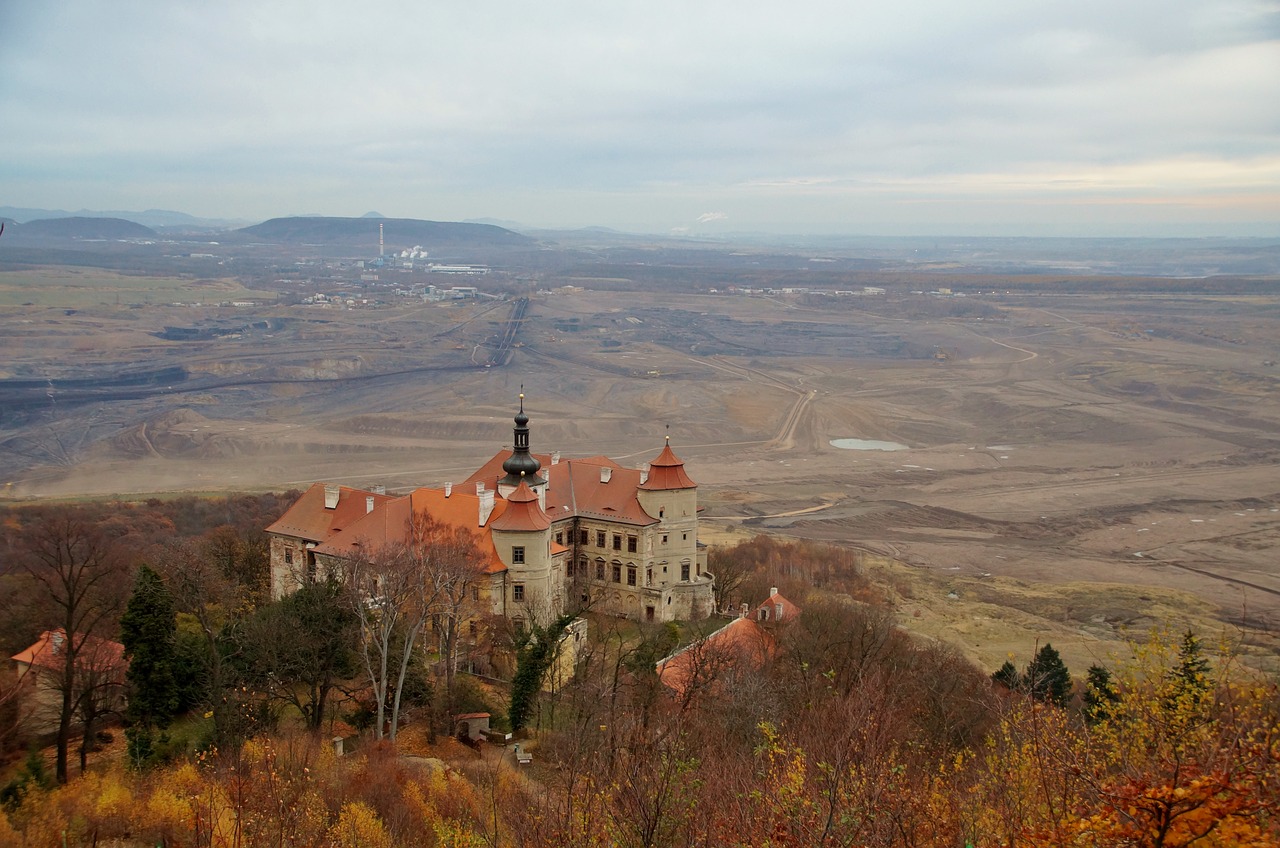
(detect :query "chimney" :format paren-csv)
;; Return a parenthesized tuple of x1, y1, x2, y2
(740, 602, 749, 619)
(324, 484, 340, 509)
(366, 496, 375, 514)
(476, 482, 486, 496)
(51, 630, 65, 654)
(371, 484, 386, 495)
(639, 464, 649, 485)
(444, 482, 453, 497)
(551, 451, 560, 465)
(478, 490, 495, 526)
(770, 587, 778, 598)
(600, 466, 612, 484)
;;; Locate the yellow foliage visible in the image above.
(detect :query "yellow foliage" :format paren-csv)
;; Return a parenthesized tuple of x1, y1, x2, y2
(91, 769, 133, 827)
(329, 801, 392, 848)
(0, 809, 18, 848)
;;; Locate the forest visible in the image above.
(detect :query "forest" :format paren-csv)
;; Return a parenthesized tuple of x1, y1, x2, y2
(0, 501, 1277, 847)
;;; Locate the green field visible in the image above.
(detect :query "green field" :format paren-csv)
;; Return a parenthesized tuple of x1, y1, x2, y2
(0, 266, 276, 307)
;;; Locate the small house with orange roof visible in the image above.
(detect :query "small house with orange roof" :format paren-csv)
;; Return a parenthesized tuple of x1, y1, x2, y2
(755, 587, 801, 624)
(267, 395, 715, 626)
(11, 629, 127, 733)
(655, 589, 801, 700)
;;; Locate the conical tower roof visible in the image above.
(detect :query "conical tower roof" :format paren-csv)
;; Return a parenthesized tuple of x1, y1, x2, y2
(639, 437, 696, 490)
(489, 476, 551, 531)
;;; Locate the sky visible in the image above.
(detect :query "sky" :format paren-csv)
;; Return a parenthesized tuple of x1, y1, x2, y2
(1, 1, 1278, 236)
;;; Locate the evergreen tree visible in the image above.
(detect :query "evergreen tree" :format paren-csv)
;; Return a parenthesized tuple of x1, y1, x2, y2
(1174, 629, 1210, 691)
(119, 564, 178, 767)
(1024, 643, 1072, 706)
(991, 660, 1021, 690)
(1082, 664, 1119, 724)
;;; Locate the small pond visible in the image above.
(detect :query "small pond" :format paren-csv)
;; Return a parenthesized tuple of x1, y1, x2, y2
(829, 438, 909, 451)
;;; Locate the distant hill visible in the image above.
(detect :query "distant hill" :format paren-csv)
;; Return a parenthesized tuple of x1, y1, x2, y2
(0, 206, 247, 229)
(11, 217, 158, 240)
(237, 216, 532, 248)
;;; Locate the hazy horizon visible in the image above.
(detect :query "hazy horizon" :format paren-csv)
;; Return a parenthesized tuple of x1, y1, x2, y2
(2, 2, 1277, 238)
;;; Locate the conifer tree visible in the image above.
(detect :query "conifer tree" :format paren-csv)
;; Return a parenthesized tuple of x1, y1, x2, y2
(1024, 643, 1071, 706)
(1173, 629, 1210, 694)
(120, 564, 178, 767)
(1082, 663, 1119, 724)
(991, 660, 1021, 690)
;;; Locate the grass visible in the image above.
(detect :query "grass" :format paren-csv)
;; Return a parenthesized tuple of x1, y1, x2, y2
(0, 266, 277, 308)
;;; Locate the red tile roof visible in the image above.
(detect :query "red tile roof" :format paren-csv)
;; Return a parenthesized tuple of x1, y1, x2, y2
(466, 452, 659, 527)
(310, 489, 510, 575)
(757, 590, 802, 623)
(640, 442, 696, 490)
(488, 479, 551, 531)
(11, 630, 127, 679)
(266, 482, 395, 542)
(655, 617, 774, 699)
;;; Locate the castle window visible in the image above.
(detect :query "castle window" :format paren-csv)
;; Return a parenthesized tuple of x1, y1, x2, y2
(659, 508, 664, 518)
(612, 534, 622, 551)
(580, 529, 588, 545)
(284, 548, 294, 565)
(612, 564, 622, 583)
(596, 561, 605, 581)
(646, 569, 652, 585)
(627, 567, 636, 586)
(661, 534, 668, 544)
(596, 530, 606, 547)
(627, 535, 637, 553)
(681, 563, 690, 581)
(555, 531, 564, 545)
(512, 546, 525, 564)
(513, 583, 525, 602)
(565, 560, 573, 578)
(683, 533, 687, 540)
(471, 586, 479, 601)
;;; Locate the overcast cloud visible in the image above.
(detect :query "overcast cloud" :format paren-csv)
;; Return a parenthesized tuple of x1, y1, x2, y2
(1, 1, 1277, 235)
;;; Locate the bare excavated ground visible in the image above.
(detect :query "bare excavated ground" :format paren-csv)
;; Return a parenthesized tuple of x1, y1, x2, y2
(3, 279, 1279, 673)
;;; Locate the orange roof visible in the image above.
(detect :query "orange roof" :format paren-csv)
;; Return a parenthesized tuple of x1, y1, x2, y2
(757, 589, 802, 623)
(655, 617, 774, 699)
(489, 479, 551, 532)
(466, 452, 659, 527)
(266, 482, 395, 542)
(12, 630, 127, 679)
(639, 442, 696, 490)
(311, 489, 510, 575)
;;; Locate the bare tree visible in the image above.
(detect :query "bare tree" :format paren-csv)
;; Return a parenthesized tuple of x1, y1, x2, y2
(426, 524, 488, 729)
(18, 506, 129, 782)
(344, 513, 463, 741)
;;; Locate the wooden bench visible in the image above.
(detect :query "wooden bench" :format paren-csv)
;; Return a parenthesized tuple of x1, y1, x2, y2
(513, 743, 532, 765)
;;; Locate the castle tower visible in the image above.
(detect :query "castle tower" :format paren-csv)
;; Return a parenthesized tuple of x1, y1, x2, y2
(637, 436, 701, 584)
(497, 393, 546, 498)
(489, 475, 556, 621)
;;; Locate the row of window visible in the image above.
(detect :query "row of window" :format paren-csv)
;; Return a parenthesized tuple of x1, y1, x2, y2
(550, 527, 689, 550)
(564, 559, 694, 583)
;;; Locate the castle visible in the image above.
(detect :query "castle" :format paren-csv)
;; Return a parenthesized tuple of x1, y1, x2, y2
(266, 396, 716, 625)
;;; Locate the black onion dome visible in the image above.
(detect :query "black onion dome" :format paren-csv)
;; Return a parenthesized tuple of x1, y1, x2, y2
(500, 393, 544, 487)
